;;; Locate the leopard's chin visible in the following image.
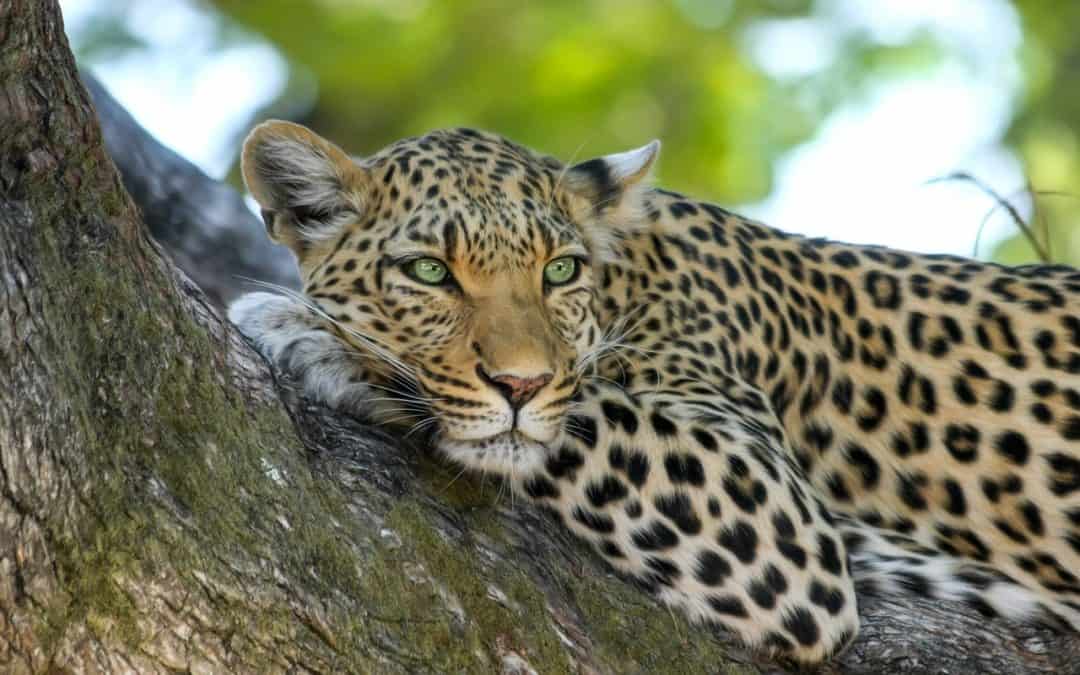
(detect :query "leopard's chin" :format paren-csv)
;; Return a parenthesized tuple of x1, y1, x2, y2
(438, 431, 550, 476)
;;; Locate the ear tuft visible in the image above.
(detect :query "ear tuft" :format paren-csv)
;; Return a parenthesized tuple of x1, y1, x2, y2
(241, 120, 366, 254)
(565, 140, 661, 261)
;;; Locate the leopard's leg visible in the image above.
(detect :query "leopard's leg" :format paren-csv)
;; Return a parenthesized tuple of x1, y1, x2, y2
(521, 379, 860, 664)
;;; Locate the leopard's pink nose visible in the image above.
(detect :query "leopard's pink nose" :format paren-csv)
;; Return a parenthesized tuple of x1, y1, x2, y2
(478, 366, 553, 409)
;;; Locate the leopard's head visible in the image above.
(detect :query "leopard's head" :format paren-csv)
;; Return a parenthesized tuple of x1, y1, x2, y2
(241, 121, 657, 473)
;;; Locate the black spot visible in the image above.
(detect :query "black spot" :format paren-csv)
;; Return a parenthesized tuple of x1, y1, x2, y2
(626, 452, 651, 487)
(585, 475, 629, 508)
(707, 496, 722, 517)
(708, 595, 749, 617)
(566, 415, 599, 449)
(1046, 452, 1080, 495)
(1067, 533, 1080, 555)
(944, 424, 980, 463)
(599, 540, 624, 558)
(545, 446, 584, 479)
(695, 550, 732, 586)
(631, 521, 680, 551)
(830, 250, 859, 268)
(718, 521, 758, 563)
(1062, 416, 1080, 440)
(1019, 500, 1044, 536)
(989, 380, 1015, 412)
(772, 511, 796, 539)
(748, 580, 777, 609)
(897, 473, 928, 510)
(572, 506, 614, 534)
(865, 270, 902, 309)
(692, 428, 718, 452)
(728, 455, 750, 477)
(625, 500, 643, 519)
(523, 476, 559, 499)
(654, 493, 703, 535)
(765, 563, 789, 594)
(817, 534, 844, 576)
(942, 479, 967, 515)
(939, 285, 971, 304)
(825, 473, 851, 503)
(644, 556, 682, 584)
(856, 387, 888, 432)
(669, 201, 698, 218)
(845, 443, 881, 490)
(832, 377, 853, 413)
(724, 476, 760, 514)
(803, 422, 834, 452)
(721, 258, 741, 287)
(995, 431, 1030, 465)
(993, 519, 1029, 544)
(608, 444, 626, 469)
(650, 411, 678, 436)
(953, 376, 978, 405)
(665, 453, 706, 486)
(1031, 379, 1056, 397)
(809, 580, 846, 615)
(783, 607, 821, 646)
(911, 422, 930, 451)
(1031, 402, 1053, 423)
(600, 400, 639, 434)
(907, 312, 927, 351)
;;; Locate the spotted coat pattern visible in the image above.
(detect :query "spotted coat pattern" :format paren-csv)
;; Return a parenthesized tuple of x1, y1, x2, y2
(229, 121, 1080, 664)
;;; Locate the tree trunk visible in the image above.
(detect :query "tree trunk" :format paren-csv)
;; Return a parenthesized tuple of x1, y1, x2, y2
(1, 3, 1078, 673)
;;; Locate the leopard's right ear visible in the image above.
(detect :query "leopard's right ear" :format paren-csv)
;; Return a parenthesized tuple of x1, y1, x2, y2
(562, 140, 660, 262)
(241, 120, 367, 259)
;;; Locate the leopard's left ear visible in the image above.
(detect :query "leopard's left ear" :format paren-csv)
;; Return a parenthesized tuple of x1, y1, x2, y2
(241, 120, 368, 263)
(564, 140, 660, 261)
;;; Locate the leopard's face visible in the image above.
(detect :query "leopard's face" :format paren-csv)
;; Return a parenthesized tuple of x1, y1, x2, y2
(240, 122, 657, 473)
(309, 166, 602, 474)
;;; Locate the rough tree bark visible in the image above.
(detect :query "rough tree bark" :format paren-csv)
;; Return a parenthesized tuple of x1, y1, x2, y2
(1, 3, 1078, 673)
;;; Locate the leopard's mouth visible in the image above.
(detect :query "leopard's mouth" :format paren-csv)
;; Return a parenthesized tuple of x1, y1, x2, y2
(437, 431, 551, 475)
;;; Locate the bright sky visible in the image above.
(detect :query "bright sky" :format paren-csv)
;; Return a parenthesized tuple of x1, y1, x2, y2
(61, 0, 1028, 259)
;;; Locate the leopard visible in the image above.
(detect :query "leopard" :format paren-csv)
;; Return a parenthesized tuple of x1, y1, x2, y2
(228, 119, 1080, 664)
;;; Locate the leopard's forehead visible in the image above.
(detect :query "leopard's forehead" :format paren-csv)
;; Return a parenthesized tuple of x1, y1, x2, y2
(355, 128, 585, 274)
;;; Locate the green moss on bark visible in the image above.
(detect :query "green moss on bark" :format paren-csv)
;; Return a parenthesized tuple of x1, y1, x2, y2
(28, 211, 376, 666)
(360, 501, 572, 672)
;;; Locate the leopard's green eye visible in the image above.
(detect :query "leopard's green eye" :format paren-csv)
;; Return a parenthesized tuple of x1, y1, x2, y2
(543, 257, 579, 286)
(407, 257, 448, 285)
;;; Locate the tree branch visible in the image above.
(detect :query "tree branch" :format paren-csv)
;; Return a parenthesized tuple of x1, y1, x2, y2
(80, 69, 300, 306)
(1, 2, 1078, 673)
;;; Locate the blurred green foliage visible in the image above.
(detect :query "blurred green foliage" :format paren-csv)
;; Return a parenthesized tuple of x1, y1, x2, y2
(209, 0, 957, 203)
(995, 0, 1080, 265)
(71, 0, 1078, 264)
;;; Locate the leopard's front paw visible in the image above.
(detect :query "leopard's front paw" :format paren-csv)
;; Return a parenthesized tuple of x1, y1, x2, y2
(228, 292, 375, 415)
